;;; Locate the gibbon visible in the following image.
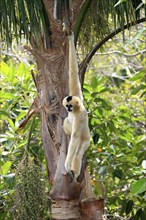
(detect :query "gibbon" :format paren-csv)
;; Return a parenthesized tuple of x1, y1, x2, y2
(62, 33, 90, 178)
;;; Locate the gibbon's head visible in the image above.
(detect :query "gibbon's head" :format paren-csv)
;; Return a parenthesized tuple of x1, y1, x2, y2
(62, 96, 82, 112)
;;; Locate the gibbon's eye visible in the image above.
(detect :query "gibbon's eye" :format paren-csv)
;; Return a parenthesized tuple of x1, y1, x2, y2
(66, 104, 69, 107)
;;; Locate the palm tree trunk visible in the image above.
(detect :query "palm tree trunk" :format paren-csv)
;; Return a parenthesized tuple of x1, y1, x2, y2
(26, 41, 104, 220)
(25, 1, 104, 219)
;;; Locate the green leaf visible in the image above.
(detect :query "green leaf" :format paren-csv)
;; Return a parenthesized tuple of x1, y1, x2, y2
(114, 0, 127, 7)
(129, 71, 145, 81)
(98, 166, 106, 174)
(0, 138, 7, 143)
(0, 62, 10, 75)
(113, 169, 123, 179)
(1, 161, 12, 175)
(118, 105, 130, 111)
(8, 63, 15, 81)
(3, 173, 15, 187)
(16, 111, 27, 122)
(94, 109, 103, 117)
(91, 77, 98, 89)
(126, 28, 146, 46)
(131, 84, 146, 95)
(108, 121, 117, 133)
(17, 62, 26, 76)
(93, 133, 99, 144)
(126, 200, 134, 215)
(131, 178, 146, 195)
(7, 118, 15, 129)
(134, 208, 146, 220)
(0, 92, 15, 99)
(0, 110, 10, 117)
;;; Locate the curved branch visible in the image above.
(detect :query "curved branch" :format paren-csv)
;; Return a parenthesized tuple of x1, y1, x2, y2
(79, 17, 146, 84)
(95, 49, 146, 57)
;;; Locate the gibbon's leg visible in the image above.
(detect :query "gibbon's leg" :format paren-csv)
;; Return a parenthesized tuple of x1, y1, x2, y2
(65, 133, 81, 174)
(63, 117, 71, 135)
(65, 117, 83, 173)
(71, 139, 90, 177)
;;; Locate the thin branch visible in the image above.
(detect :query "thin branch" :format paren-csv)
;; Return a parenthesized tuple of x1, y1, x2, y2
(95, 49, 146, 57)
(31, 70, 39, 93)
(1, 51, 30, 65)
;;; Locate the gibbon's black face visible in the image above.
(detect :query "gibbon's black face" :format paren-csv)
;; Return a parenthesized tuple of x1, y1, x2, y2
(62, 96, 81, 112)
(65, 96, 73, 112)
(66, 104, 73, 112)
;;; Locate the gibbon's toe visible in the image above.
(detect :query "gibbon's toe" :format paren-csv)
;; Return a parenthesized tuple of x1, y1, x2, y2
(69, 170, 75, 183)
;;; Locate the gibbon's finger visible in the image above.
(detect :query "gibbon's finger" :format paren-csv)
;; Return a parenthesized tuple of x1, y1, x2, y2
(69, 170, 75, 183)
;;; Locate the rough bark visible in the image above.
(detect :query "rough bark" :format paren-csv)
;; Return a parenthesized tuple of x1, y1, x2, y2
(25, 1, 104, 219)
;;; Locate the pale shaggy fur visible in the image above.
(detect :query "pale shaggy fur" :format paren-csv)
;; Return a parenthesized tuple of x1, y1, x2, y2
(62, 33, 90, 178)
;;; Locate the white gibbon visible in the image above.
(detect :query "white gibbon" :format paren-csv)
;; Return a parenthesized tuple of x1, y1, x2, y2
(62, 33, 90, 178)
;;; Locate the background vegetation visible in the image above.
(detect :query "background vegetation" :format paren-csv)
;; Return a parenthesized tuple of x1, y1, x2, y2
(0, 23, 146, 219)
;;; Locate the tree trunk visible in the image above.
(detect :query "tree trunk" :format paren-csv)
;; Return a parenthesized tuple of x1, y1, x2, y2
(26, 1, 104, 219)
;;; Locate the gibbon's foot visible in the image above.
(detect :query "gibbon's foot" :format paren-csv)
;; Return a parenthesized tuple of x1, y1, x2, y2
(68, 170, 75, 183)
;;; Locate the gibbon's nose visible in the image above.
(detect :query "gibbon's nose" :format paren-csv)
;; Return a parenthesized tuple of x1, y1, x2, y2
(67, 104, 73, 112)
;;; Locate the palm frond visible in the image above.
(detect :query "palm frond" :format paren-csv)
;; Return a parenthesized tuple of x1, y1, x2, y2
(0, 0, 145, 47)
(0, 0, 50, 46)
(75, 0, 146, 50)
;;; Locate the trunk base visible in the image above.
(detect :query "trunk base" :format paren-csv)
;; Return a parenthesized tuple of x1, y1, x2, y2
(79, 198, 104, 220)
(51, 200, 80, 220)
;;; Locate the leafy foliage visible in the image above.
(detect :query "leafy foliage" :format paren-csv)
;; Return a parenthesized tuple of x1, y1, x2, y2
(84, 57, 146, 218)
(1, 41, 145, 218)
(0, 2, 146, 217)
(0, 61, 49, 219)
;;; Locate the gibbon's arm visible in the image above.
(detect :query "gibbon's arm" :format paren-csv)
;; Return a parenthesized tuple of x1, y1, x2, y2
(68, 34, 83, 102)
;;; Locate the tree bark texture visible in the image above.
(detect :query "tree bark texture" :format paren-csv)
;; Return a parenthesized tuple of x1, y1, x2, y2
(26, 1, 104, 219)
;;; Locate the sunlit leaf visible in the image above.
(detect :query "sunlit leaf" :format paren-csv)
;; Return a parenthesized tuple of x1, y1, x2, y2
(131, 84, 146, 95)
(1, 162, 12, 175)
(91, 77, 98, 89)
(131, 178, 146, 195)
(129, 71, 145, 81)
(0, 62, 10, 75)
(114, 0, 127, 8)
(8, 63, 15, 81)
(0, 138, 7, 143)
(98, 166, 106, 174)
(16, 111, 27, 122)
(0, 92, 15, 99)
(7, 118, 15, 129)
